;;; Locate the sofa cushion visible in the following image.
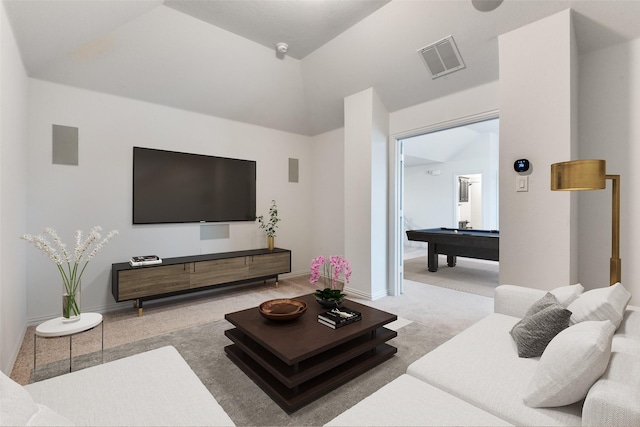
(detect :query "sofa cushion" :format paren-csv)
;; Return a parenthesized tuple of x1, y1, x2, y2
(407, 313, 583, 426)
(25, 346, 234, 426)
(324, 374, 512, 426)
(494, 285, 547, 318)
(494, 284, 582, 319)
(616, 306, 640, 338)
(567, 282, 631, 328)
(550, 283, 584, 306)
(28, 404, 76, 426)
(510, 298, 572, 358)
(524, 320, 615, 407)
(0, 370, 73, 426)
(583, 309, 640, 427)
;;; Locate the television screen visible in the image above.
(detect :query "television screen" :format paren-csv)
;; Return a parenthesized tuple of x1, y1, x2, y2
(133, 147, 256, 224)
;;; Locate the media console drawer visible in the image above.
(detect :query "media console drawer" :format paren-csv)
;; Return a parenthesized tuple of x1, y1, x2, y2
(118, 263, 190, 300)
(190, 257, 249, 289)
(112, 248, 291, 316)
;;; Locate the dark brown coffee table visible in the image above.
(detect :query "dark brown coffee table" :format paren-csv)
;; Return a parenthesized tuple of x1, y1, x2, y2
(224, 293, 398, 413)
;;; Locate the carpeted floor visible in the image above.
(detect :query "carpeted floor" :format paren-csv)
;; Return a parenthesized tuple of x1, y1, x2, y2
(404, 255, 499, 297)
(32, 318, 452, 426)
(13, 271, 495, 426)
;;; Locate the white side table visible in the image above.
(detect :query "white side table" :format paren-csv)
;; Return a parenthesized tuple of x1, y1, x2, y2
(34, 312, 103, 373)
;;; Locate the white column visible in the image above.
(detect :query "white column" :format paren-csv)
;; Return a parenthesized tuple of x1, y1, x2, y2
(344, 88, 389, 299)
(498, 9, 578, 288)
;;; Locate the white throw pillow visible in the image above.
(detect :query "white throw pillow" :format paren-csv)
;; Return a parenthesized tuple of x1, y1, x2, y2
(550, 283, 584, 306)
(567, 282, 631, 328)
(523, 320, 615, 408)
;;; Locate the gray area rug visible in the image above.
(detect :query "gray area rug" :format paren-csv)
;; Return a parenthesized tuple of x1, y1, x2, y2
(404, 255, 499, 297)
(32, 319, 453, 426)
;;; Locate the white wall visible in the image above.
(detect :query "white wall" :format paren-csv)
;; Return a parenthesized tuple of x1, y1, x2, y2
(25, 80, 315, 322)
(389, 82, 500, 138)
(0, 2, 29, 374)
(498, 10, 578, 289)
(579, 37, 640, 304)
(311, 128, 345, 260)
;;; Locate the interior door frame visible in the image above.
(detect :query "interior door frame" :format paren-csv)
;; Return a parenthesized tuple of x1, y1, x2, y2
(388, 110, 499, 296)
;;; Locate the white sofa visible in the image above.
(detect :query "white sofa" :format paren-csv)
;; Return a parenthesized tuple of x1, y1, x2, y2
(1, 346, 234, 426)
(327, 283, 640, 427)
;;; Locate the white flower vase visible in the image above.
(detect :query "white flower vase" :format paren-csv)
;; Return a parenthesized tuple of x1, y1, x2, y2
(62, 282, 81, 323)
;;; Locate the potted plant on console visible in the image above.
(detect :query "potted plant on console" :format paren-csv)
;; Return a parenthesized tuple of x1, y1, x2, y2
(257, 199, 280, 250)
(310, 255, 351, 308)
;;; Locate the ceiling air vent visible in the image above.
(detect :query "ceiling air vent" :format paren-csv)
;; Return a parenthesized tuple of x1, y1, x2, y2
(418, 36, 466, 79)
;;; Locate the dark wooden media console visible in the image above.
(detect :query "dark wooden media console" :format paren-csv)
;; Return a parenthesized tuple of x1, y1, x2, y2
(112, 248, 291, 316)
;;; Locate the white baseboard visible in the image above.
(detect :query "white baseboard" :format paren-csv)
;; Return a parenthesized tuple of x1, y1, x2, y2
(2, 323, 27, 375)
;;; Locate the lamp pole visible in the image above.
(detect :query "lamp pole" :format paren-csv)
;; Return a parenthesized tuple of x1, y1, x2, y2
(607, 175, 621, 285)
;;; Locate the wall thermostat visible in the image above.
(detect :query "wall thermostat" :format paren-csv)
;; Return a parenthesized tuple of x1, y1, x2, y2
(514, 159, 530, 173)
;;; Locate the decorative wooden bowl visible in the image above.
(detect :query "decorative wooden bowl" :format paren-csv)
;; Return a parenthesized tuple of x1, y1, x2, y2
(259, 298, 307, 322)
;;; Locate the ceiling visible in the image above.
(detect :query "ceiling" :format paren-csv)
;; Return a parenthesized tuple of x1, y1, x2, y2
(164, 0, 391, 60)
(403, 118, 499, 167)
(4, 0, 640, 136)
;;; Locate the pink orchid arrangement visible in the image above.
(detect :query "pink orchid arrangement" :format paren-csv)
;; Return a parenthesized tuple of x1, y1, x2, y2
(309, 255, 352, 290)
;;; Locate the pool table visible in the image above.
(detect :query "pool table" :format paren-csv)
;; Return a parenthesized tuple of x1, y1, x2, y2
(406, 227, 499, 272)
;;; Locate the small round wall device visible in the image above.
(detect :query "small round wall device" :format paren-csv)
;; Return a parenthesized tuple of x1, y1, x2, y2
(514, 159, 530, 173)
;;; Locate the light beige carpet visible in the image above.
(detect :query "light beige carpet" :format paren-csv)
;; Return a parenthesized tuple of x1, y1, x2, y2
(12, 274, 494, 389)
(404, 255, 499, 297)
(29, 318, 451, 426)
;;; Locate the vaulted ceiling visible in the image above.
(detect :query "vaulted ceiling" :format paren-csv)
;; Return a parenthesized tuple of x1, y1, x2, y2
(5, 0, 640, 136)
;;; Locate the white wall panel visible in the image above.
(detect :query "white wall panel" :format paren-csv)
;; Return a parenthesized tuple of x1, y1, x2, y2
(579, 37, 640, 304)
(25, 80, 314, 321)
(0, 2, 29, 374)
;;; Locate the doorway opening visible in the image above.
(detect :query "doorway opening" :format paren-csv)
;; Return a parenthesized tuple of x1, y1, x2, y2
(390, 115, 499, 296)
(456, 174, 481, 229)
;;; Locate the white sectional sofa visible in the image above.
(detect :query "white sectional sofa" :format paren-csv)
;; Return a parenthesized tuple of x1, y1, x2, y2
(1, 346, 234, 426)
(327, 283, 640, 427)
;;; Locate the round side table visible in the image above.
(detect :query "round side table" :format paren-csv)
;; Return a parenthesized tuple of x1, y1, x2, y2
(34, 312, 103, 374)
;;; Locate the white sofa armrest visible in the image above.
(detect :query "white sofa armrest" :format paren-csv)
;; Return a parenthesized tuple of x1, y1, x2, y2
(494, 285, 546, 318)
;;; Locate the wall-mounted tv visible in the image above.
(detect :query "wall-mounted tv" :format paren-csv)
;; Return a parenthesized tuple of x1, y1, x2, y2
(133, 147, 256, 224)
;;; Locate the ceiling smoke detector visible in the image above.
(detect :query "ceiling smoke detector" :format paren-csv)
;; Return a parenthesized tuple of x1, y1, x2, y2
(276, 42, 288, 54)
(418, 36, 466, 79)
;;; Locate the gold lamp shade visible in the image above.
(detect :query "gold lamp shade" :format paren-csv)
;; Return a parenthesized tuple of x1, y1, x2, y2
(551, 159, 606, 191)
(550, 158, 620, 286)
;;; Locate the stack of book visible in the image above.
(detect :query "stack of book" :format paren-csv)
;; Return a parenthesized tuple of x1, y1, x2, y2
(318, 307, 362, 329)
(129, 255, 162, 267)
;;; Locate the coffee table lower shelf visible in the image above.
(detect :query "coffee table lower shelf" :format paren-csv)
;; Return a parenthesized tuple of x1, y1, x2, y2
(224, 334, 397, 413)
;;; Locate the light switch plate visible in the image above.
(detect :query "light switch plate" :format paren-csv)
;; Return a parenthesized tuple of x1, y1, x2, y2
(516, 176, 529, 192)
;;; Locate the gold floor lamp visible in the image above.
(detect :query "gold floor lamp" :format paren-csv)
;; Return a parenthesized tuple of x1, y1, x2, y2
(550, 159, 620, 286)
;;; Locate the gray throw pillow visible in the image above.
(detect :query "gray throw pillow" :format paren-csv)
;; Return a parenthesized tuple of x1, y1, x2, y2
(525, 292, 558, 316)
(510, 303, 572, 358)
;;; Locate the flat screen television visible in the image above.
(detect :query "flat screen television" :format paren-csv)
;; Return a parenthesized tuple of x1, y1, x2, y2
(133, 147, 256, 224)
